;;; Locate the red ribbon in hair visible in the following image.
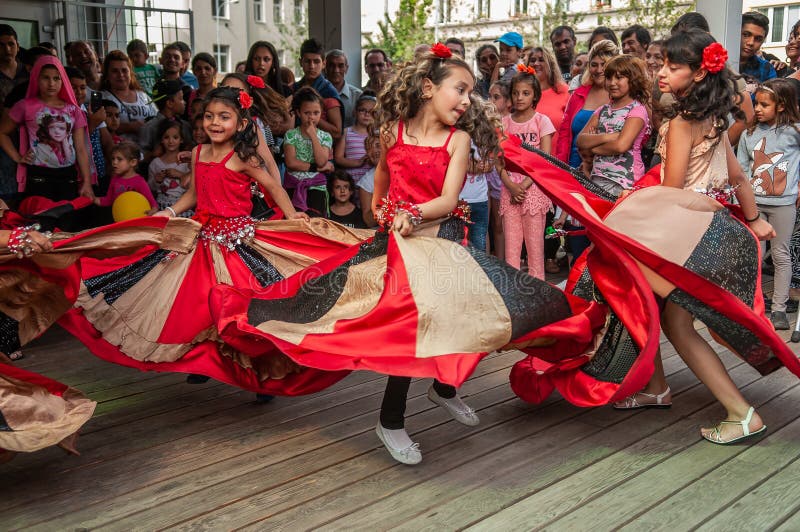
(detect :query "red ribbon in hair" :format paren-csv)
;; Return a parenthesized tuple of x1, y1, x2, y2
(516, 63, 536, 75)
(430, 42, 452, 59)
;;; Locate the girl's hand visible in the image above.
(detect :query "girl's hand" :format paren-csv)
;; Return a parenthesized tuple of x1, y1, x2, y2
(289, 211, 310, 221)
(552, 213, 567, 229)
(748, 217, 776, 241)
(319, 161, 335, 173)
(28, 231, 53, 254)
(79, 182, 95, 201)
(17, 151, 35, 165)
(152, 210, 172, 217)
(178, 151, 192, 164)
(391, 211, 413, 236)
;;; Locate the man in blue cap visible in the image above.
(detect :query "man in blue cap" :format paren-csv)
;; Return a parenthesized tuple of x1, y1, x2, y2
(492, 31, 524, 83)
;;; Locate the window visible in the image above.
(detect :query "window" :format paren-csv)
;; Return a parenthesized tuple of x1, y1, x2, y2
(438, 0, 452, 23)
(477, 0, 490, 19)
(211, 0, 229, 19)
(254, 0, 264, 22)
(758, 5, 800, 45)
(294, 0, 305, 24)
(273, 0, 283, 24)
(511, 0, 528, 15)
(214, 44, 230, 72)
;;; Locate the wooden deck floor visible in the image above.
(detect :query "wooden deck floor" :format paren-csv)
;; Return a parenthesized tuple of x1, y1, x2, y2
(3, 308, 800, 530)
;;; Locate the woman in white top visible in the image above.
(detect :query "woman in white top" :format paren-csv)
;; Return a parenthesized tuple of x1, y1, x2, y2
(100, 50, 157, 142)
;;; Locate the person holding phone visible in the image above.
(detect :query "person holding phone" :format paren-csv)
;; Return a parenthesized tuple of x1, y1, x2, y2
(67, 66, 112, 195)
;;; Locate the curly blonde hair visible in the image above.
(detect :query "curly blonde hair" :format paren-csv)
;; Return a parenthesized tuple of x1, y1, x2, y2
(376, 51, 500, 161)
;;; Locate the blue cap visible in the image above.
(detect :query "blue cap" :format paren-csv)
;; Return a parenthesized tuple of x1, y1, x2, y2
(495, 32, 523, 49)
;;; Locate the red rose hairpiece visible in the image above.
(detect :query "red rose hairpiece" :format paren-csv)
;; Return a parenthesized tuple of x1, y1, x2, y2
(246, 75, 266, 89)
(238, 91, 253, 110)
(516, 64, 536, 75)
(430, 43, 452, 59)
(701, 42, 727, 74)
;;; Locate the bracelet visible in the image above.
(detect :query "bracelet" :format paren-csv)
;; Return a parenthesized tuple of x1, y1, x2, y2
(375, 198, 423, 230)
(166, 206, 177, 217)
(7, 223, 46, 258)
(744, 212, 760, 223)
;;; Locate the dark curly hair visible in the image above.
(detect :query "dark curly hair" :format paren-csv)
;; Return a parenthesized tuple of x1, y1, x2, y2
(290, 86, 324, 115)
(662, 29, 744, 140)
(203, 86, 262, 166)
(604, 55, 651, 104)
(376, 51, 501, 161)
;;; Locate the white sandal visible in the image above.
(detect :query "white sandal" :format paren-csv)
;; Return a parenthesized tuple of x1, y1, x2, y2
(612, 387, 672, 410)
(701, 407, 767, 445)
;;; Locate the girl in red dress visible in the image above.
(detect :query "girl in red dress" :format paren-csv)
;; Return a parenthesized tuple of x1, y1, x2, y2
(212, 46, 607, 466)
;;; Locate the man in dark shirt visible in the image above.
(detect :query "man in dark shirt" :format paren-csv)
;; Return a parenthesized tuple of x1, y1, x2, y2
(740, 11, 777, 90)
(549, 26, 576, 82)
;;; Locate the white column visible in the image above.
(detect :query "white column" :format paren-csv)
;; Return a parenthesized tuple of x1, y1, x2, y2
(697, 0, 743, 71)
(307, 0, 363, 87)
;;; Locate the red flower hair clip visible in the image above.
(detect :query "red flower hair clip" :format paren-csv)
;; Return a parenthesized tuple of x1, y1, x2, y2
(430, 42, 452, 59)
(701, 42, 728, 74)
(238, 91, 253, 110)
(516, 63, 536, 75)
(246, 75, 266, 89)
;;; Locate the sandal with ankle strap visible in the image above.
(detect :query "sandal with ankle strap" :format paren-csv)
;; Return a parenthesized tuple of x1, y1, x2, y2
(702, 406, 767, 445)
(612, 387, 672, 410)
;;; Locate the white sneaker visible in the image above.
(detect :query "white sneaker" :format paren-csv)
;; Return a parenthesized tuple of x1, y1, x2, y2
(375, 423, 422, 465)
(427, 386, 480, 426)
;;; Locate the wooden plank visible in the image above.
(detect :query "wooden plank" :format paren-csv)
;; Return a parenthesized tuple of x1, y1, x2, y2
(617, 388, 800, 531)
(697, 452, 800, 531)
(2, 351, 520, 527)
(537, 375, 800, 531)
(319, 362, 760, 532)
(50, 379, 530, 530)
(774, 507, 800, 531)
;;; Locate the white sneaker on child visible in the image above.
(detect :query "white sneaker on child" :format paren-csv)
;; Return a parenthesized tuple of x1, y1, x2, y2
(375, 423, 422, 465)
(427, 386, 480, 426)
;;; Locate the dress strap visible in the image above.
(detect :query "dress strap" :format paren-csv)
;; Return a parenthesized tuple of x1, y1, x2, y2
(194, 145, 203, 165)
(442, 127, 456, 149)
(396, 121, 405, 145)
(220, 149, 237, 164)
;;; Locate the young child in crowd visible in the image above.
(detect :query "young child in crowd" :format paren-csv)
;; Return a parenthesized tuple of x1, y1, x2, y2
(615, 29, 776, 446)
(334, 92, 377, 184)
(139, 78, 190, 161)
(192, 114, 209, 146)
(0, 55, 94, 208)
(737, 78, 800, 330)
(487, 79, 511, 260)
(489, 79, 511, 116)
(95, 141, 156, 211)
(500, 68, 555, 279)
(148, 121, 191, 217)
(284, 87, 334, 216)
(67, 66, 110, 193)
(356, 132, 381, 228)
(326, 170, 366, 228)
(102, 99, 124, 145)
(127, 39, 158, 96)
(576, 55, 651, 197)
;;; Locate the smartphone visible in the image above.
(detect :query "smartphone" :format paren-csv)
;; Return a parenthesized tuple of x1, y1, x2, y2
(90, 91, 103, 112)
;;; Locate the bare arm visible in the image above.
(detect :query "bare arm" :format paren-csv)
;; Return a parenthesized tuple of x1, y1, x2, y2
(241, 158, 306, 220)
(317, 106, 342, 140)
(539, 133, 553, 156)
(156, 146, 198, 215)
(358, 187, 376, 227)
(370, 129, 392, 215)
(590, 117, 645, 155)
(727, 90, 754, 146)
(72, 127, 95, 199)
(334, 131, 367, 168)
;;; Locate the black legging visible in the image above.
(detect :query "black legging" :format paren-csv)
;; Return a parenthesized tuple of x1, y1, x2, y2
(379, 376, 456, 429)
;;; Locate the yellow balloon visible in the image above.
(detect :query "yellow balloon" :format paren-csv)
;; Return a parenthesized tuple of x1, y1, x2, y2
(111, 191, 151, 222)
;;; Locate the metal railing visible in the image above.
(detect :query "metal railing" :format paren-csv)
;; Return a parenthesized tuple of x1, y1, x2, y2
(53, 1, 194, 61)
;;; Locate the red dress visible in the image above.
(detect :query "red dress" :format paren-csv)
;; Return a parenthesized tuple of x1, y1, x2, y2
(212, 123, 607, 386)
(0, 148, 370, 396)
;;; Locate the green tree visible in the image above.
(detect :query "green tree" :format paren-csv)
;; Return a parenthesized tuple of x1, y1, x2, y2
(612, 0, 696, 38)
(539, 0, 586, 46)
(365, 0, 434, 63)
